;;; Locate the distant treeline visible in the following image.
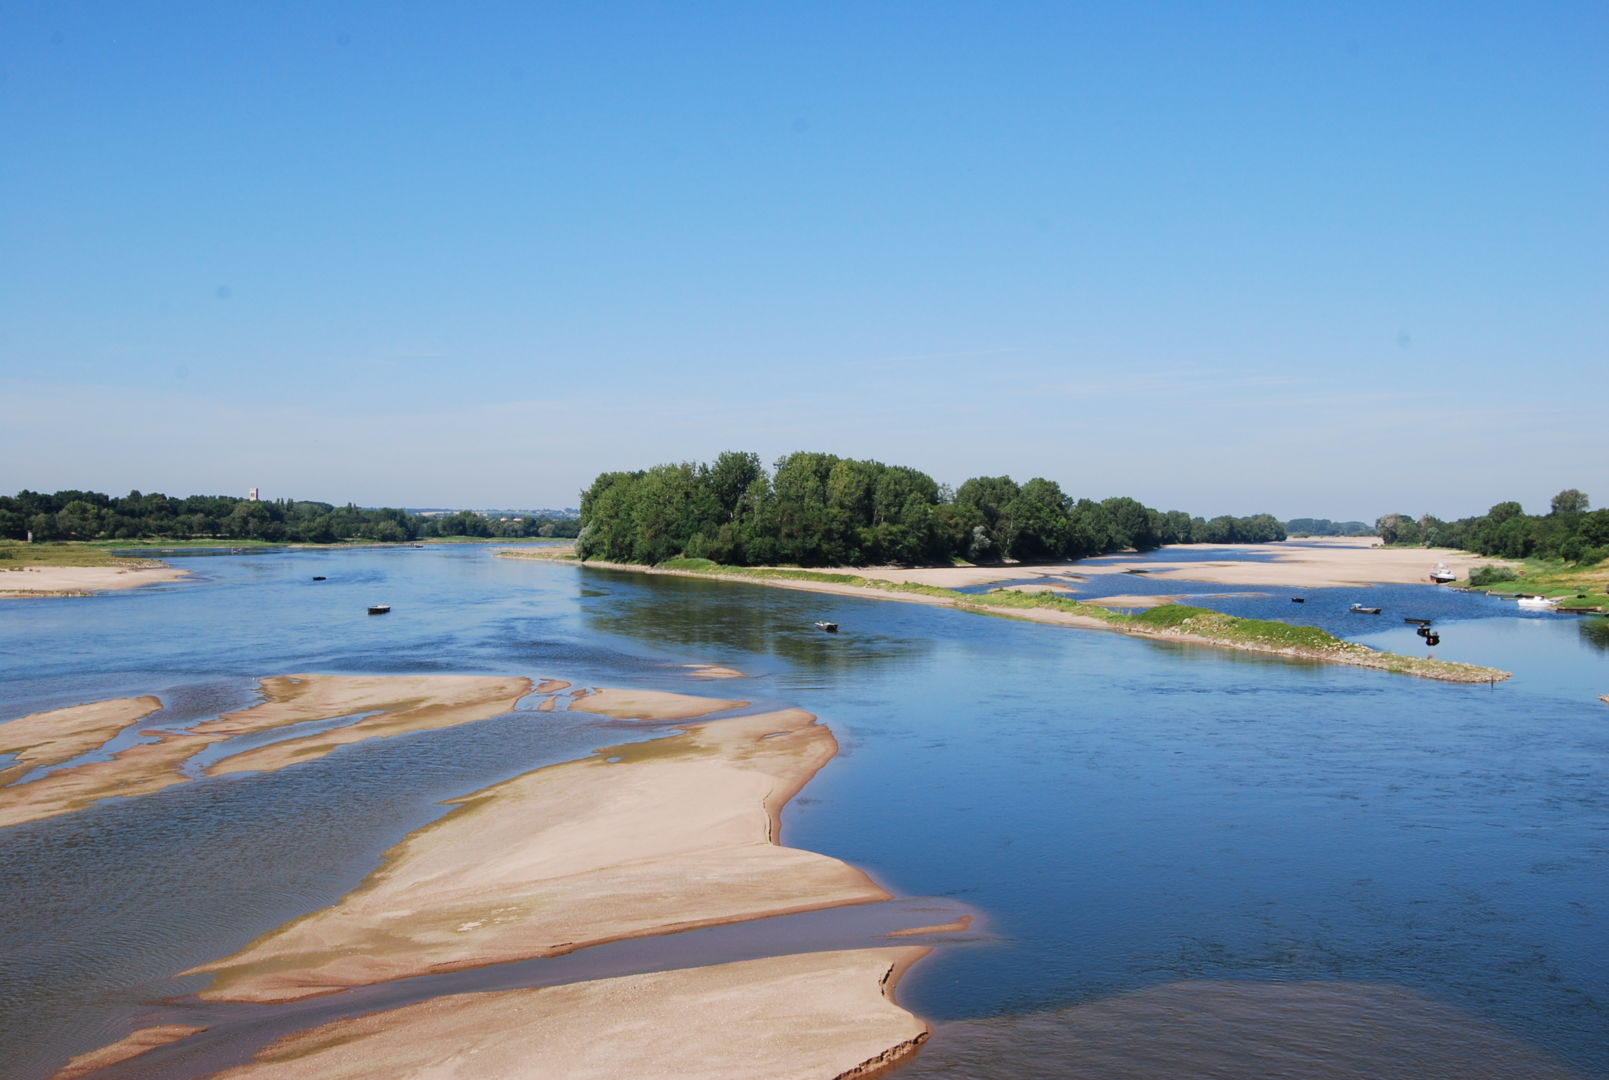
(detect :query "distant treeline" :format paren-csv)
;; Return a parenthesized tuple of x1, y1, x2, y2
(0, 490, 580, 544)
(1284, 518, 1374, 537)
(578, 451, 1286, 567)
(1375, 489, 1608, 565)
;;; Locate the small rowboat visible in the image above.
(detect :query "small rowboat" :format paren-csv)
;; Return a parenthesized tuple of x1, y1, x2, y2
(814, 621, 838, 633)
(1349, 604, 1382, 615)
(368, 604, 391, 615)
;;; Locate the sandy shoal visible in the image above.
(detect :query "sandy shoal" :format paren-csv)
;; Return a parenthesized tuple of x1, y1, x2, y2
(0, 696, 162, 785)
(0, 675, 532, 829)
(47, 1025, 207, 1080)
(203, 674, 534, 775)
(213, 949, 928, 1080)
(0, 563, 191, 596)
(845, 537, 1514, 591)
(192, 707, 889, 1002)
(565, 685, 747, 720)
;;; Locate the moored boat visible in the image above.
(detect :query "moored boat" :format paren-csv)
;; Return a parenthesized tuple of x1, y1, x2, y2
(368, 604, 391, 615)
(1516, 595, 1558, 610)
(1429, 563, 1456, 584)
(1349, 604, 1382, 615)
(814, 620, 838, 632)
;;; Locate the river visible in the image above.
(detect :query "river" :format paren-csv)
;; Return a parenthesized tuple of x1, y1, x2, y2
(1, 544, 1605, 1078)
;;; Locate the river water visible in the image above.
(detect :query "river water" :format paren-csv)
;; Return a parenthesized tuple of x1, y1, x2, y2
(1, 545, 1605, 1078)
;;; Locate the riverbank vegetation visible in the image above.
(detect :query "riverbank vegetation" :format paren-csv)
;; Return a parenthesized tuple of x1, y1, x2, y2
(1376, 489, 1609, 565)
(0, 490, 579, 545)
(578, 451, 1285, 568)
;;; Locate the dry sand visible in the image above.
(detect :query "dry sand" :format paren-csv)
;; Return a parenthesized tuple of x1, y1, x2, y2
(0, 563, 190, 597)
(840, 537, 1511, 591)
(564, 685, 747, 720)
(0, 696, 162, 785)
(192, 704, 889, 1003)
(0, 676, 532, 829)
(211, 949, 929, 1080)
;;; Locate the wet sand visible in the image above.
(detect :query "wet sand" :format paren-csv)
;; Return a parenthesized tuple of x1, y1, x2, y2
(49, 1026, 208, 1080)
(0, 697, 162, 785)
(209, 949, 928, 1080)
(0, 675, 532, 829)
(0, 563, 190, 597)
(191, 703, 890, 1002)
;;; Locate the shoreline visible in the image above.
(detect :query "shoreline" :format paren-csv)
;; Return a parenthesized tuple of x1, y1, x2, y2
(0, 562, 192, 598)
(501, 548, 1511, 685)
(39, 679, 939, 1080)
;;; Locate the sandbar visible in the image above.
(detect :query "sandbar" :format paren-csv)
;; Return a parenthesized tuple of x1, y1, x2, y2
(684, 663, 746, 679)
(0, 696, 162, 785)
(564, 685, 747, 720)
(0, 676, 532, 829)
(848, 536, 1512, 591)
(47, 1025, 207, 1080)
(213, 949, 928, 1080)
(203, 674, 533, 775)
(192, 706, 889, 1002)
(0, 563, 190, 597)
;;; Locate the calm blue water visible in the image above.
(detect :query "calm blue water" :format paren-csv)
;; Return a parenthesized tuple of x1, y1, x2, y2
(1, 546, 1606, 1078)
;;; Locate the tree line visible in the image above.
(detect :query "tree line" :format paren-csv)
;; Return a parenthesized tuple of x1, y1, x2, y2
(1375, 488, 1609, 564)
(577, 450, 1286, 567)
(0, 490, 580, 544)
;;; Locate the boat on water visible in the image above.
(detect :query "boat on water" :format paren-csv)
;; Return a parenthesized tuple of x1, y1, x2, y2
(1349, 604, 1382, 615)
(368, 604, 391, 615)
(814, 620, 838, 633)
(1516, 596, 1558, 610)
(1429, 563, 1456, 584)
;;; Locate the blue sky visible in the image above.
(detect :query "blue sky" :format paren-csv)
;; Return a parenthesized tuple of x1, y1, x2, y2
(3, 2, 1604, 520)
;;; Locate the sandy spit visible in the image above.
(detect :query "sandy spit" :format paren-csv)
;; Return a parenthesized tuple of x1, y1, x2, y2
(0, 696, 162, 786)
(202, 674, 532, 776)
(209, 949, 928, 1080)
(191, 706, 890, 1002)
(0, 676, 532, 830)
(0, 563, 191, 597)
(46, 1025, 207, 1080)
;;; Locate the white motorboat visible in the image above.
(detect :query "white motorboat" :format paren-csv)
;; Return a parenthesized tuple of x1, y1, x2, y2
(1515, 595, 1557, 610)
(1429, 563, 1456, 584)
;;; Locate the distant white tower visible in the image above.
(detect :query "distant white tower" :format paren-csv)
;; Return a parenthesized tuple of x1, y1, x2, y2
(248, 487, 260, 501)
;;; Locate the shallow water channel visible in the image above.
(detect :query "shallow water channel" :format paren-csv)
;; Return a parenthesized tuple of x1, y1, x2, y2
(1, 545, 1605, 1078)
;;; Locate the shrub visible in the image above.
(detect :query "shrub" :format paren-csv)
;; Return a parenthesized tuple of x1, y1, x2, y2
(1469, 564, 1518, 586)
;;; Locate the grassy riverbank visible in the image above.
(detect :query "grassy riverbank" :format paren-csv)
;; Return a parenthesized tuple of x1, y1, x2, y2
(503, 549, 1510, 685)
(1466, 557, 1609, 612)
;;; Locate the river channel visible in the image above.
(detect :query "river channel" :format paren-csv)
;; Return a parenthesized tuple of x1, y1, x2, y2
(1, 544, 1605, 1078)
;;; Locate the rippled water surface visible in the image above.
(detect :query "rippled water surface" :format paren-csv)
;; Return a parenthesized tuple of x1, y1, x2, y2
(1, 545, 1606, 1078)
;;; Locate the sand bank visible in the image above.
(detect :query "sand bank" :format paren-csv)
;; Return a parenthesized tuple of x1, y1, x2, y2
(0, 563, 190, 597)
(565, 685, 747, 720)
(685, 663, 746, 679)
(0, 696, 162, 785)
(203, 674, 534, 775)
(48, 1025, 208, 1080)
(810, 537, 1514, 591)
(0, 675, 532, 829)
(211, 949, 928, 1080)
(192, 705, 889, 1002)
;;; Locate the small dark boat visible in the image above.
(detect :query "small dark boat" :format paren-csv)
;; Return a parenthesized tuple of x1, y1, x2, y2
(1349, 604, 1382, 615)
(1424, 633, 1440, 646)
(1404, 617, 1431, 625)
(368, 604, 391, 615)
(814, 621, 838, 633)
(1290, 597, 1305, 603)
(312, 576, 327, 581)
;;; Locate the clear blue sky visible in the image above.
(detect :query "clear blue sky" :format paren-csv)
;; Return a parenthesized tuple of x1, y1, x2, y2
(3, 2, 1604, 521)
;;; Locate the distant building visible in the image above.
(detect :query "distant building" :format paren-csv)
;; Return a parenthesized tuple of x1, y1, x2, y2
(248, 487, 260, 501)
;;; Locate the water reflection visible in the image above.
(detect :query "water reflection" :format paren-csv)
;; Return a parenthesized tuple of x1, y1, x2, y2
(1579, 617, 1609, 652)
(577, 567, 933, 677)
